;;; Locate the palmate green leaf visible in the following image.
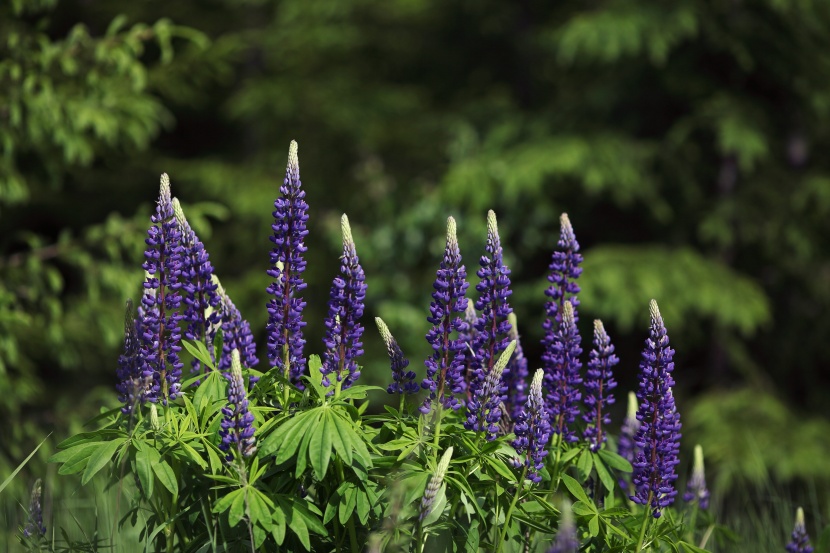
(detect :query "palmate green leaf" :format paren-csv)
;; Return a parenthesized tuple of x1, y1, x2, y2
(592, 453, 615, 492)
(133, 442, 154, 498)
(152, 459, 178, 497)
(212, 488, 244, 515)
(81, 437, 127, 485)
(597, 449, 633, 473)
(193, 369, 225, 415)
(338, 481, 358, 525)
(576, 448, 593, 480)
(247, 488, 275, 530)
(182, 339, 216, 372)
(484, 455, 516, 483)
(260, 407, 319, 461)
(229, 489, 246, 527)
(308, 409, 334, 479)
(561, 474, 593, 507)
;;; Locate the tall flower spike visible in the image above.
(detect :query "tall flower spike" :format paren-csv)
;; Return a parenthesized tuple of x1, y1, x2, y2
(631, 300, 682, 518)
(321, 214, 367, 391)
(465, 340, 516, 440)
(512, 369, 552, 483)
(543, 213, 583, 325)
(786, 507, 814, 553)
(468, 210, 514, 412)
(421, 216, 470, 413)
(138, 174, 184, 404)
(266, 140, 309, 387)
(218, 350, 257, 461)
(503, 313, 529, 422)
(683, 444, 710, 509)
(543, 301, 583, 444)
(376, 317, 418, 395)
(547, 500, 578, 553)
(173, 198, 221, 376)
(582, 319, 618, 452)
(213, 275, 259, 378)
(22, 479, 45, 538)
(420, 446, 453, 521)
(116, 299, 149, 413)
(618, 391, 640, 488)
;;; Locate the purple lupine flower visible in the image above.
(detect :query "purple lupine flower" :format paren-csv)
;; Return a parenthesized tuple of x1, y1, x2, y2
(219, 349, 257, 461)
(420, 446, 453, 521)
(116, 299, 150, 413)
(376, 317, 418, 395)
(503, 313, 529, 422)
(466, 340, 516, 440)
(631, 300, 682, 518)
(266, 141, 309, 387)
(786, 507, 814, 553)
(582, 319, 618, 452)
(543, 213, 582, 327)
(468, 210, 513, 416)
(547, 500, 578, 553)
(512, 369, 552, 483)
(543, 302, 583, 444)
(618, 391, 640, 489)
(173, 199, 221, 376)
(683, 444, 710, 509)
(138, 174, 184, 404)
(22, 479, 45, 538)
(420, 216, 470, 414)
(213, 276, 259, 380)
(321, 214, 367, 391)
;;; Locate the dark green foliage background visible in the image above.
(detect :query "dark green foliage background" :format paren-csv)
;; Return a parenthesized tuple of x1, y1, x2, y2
(2, 0, 830, 536)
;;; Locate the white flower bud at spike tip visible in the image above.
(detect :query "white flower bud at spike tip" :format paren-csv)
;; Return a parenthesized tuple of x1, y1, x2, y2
(446, 216, 458, 249)
(172, 197, 187, 228)
(795, 507, 806, 532)
(288, 140, 299, 172)
(649, 299, 663, 327)
(493, 339, 517, 379)
(508, 312, 519, 341)
(159, 173, 171, 203)
(530, 369, 544, 404)
(375, 317, 393, 351)
(341, 214, 354, 247)
(231, 349, 243, 382)
(562, 301, 575, 327)
(693, 444, 705, 477)
(594, 319, 607, 343)
(627, 391, 638, 421)
(486, 210, 500, 245)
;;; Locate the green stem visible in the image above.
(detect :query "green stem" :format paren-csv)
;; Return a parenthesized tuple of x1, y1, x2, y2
(635, 495, 653, 552)
(431, 405, 444, 462)
(687, 504, 699, 543)
(497, 466, 528, 552)
(281, 344, 291, 409)
(335, 458, 359, 552)
(551, 433, 563, 492)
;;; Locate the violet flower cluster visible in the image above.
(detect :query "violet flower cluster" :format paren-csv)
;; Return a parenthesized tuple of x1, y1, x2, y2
(321, 214, 367, 391)
(467, 210, 513, 421)
(266, 141, 309, 387)
(786, 507, 814, 553)
(22, 479, 45, 538)
(466, 340, 516, 440)
(218, 350, 257, 461)
(116, 299, 148, 413)
(683, 444, 710, 509)
(213, 275, 259, 379)
(138, 174, 184, 404)
(511, 369, 551, 483)
(174, 198, 221, 375)
(582, 319, 618, 452)
(543, 301, 583, 444)
(421, 216, 469, 413)
(375, 317, 418, 395)
(543, 213, 583, 327)
(503, 312, 529, 423)
(631, 300, 682, 518)
(420, 447, 453, 521)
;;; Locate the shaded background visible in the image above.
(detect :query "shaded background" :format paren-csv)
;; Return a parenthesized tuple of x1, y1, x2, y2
(2, 0, 830, 547)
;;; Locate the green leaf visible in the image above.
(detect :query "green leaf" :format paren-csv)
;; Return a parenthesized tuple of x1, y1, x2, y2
(485, 456, 517, 483)
(1, 435, 49, 495)
(421, 483, 447, 526)
(593, 453, 615, 492)
(576, 448, 593, 480)
(679, 542, 711, 553)
(248, 488, 275, 529)
(213, 489, 243, 515)
(82, 438, 125, 485)
(260, 408, 317, 460)
(588, 515, 599, 537)
(182, 339, 216, 371)
(561, 474, 592, 506)
(571, 501, 595, 516)
(152, 460, 178, 497)
(229, 488, 246, 527)
(178, 441, 208, 470)
(48, 441, 97, 464)
(308, 409, 334, 480)
(134, 443, 154, 498)
(598, 449, 633, 473)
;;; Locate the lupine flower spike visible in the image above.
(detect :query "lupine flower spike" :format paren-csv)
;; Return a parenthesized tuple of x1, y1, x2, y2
(583, 319, 618, 452)
(503, 312, 529, 422)
(173, 198, 221, 376)
(512, 369, 552, 483)
(421, 216, 470, 414)
(786, 507, 814, 553)
(139, 174, 184, 404)
(213, 276, 259, 379)
(547, 499, 578, 553)
(466, 340, 517, 440)
(219, 349, 257, 461)
(631, 300, 682, 518)
(22, 479, 45, 538)
(266, 140, 309, 387)
(116, 299, 148, 413)
(376, 317, 418, 395)
(321, 214, 367, 391)
(544, 301, 583, 444)
(683, 444, 710, 509)
(468, 210, 514, 413)
(543, 213, 583, 325)
(420, 446, 453, 521)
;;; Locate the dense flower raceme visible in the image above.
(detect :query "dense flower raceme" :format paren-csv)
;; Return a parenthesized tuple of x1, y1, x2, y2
(617, 391, 640, 488)
(468, 210, 514, 417)
(116, 299, 149, 413)
(22, 479, 45, 538)
(218, 349, 257, 461)
(547, 500, 578, 553)
(582, 319, 618, 452)
(503, 312, 529, 422)
(544, 301, 583, 444)
(543, 213, 583, 327)
(173, 198, 221, 375)
(631, 300, 682, 518)
(139, 174, 184, 404)
(321, 214, 367, 391)
(420, 446, 453, 521)
(212, 275, 259, 379)
(266, 140, 309, 387)
(466, 340, 517, 440)
(512, 369, 551, 483)
(683, 444, 710, 509)
(375, 317, 418, 395)
(786, 507, 814, 553)
(421, 216, 470, 414)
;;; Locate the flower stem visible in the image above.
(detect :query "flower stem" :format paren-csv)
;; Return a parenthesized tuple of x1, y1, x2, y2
(497, 465, 528, 551)
(431, 404, 444, 462)
(635, 494, 653, 552)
